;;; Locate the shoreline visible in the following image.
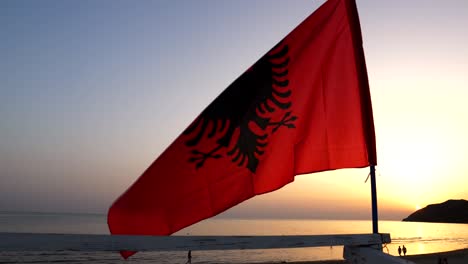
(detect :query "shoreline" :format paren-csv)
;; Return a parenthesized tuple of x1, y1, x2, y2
(245, 248, 468, 264)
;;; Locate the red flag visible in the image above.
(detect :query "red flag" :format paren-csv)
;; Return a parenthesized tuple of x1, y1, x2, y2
(108, 0, 376, 258)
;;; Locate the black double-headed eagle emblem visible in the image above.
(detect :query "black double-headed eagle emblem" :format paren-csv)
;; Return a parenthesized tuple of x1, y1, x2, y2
(184, 44, 296, 173)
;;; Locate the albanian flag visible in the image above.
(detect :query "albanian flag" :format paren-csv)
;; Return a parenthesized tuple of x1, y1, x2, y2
(108, 0, 376, 258)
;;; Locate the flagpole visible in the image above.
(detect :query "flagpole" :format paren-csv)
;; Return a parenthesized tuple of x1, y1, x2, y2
(370, 165, 378, 234)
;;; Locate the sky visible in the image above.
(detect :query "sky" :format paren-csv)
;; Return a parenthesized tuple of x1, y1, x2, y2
(1, 0, 467, 221)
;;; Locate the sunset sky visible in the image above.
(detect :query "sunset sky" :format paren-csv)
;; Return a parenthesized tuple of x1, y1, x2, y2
(1, 0, 467, 221)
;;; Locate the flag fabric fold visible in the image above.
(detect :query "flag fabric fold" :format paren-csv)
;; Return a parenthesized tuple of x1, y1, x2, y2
(108, 0, 376, 258)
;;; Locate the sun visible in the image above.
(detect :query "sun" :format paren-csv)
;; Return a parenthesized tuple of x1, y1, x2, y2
(415, 205, 421, 210)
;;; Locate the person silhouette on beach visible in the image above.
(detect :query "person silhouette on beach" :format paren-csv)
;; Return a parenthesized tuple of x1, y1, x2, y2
(398, 246, 402, 256)
(402, 245, 407, 256)
(185, 250, 192, 264)
(438, 257, 449, 264)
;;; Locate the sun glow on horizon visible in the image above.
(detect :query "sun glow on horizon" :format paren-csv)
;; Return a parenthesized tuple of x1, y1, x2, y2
(2, 0, 468, 218)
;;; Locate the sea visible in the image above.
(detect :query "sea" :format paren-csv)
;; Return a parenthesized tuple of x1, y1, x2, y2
(0, 212, 467, 263)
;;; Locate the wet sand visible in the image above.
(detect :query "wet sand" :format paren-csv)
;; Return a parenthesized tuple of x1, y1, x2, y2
(401, 248, 468, 264)
(246, 248, 468, 264)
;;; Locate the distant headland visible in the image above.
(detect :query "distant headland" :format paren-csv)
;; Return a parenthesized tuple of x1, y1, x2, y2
(403, 199, 468, 224)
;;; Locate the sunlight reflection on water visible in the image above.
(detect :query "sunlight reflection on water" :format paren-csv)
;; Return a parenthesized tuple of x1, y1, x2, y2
(1, 213, 467, 263)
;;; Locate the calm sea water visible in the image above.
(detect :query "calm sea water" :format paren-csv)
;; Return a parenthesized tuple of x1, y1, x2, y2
(0, 212, 467, 263)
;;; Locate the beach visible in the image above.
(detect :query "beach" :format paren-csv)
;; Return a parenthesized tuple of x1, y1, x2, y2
(248, 248, 468, 264)
(1, 248, 467, 263)
(401, 248, 468, 264)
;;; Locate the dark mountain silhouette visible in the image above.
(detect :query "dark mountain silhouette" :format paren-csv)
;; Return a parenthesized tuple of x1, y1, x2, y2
(402, 199, 468, 224)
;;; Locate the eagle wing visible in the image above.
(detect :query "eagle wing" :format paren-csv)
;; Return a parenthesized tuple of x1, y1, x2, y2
(184, 45, 292, 172)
